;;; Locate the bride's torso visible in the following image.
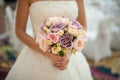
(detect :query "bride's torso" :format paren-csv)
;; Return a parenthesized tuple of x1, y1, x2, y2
(29, 1, 78, 36)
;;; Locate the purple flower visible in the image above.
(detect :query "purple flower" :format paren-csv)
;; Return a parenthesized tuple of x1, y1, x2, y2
(70, 19, 83, 29)
(50, 23, 66, 32)
(60, 34, 73, 48)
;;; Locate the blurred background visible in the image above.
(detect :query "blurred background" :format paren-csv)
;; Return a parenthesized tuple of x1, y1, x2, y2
(0, 0, 120, 80)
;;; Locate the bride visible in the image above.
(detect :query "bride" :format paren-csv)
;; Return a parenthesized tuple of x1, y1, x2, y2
(5, 0, 93, 80)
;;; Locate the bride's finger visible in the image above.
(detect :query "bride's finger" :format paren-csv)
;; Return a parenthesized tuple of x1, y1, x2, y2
(54, 58, 69, 65)
(51, 54, 65, 60)
(54, 59, 69, 67)
(56, 64, 68, 70)
(51, 53, 70, 61)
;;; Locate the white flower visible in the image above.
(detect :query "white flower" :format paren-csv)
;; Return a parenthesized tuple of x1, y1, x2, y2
(59, 17, 70, 24)
(51, 47, 59, 54)
(46, 21, 52, 26)
(57, 30, 64, 36)
(48, 17, 60, 23)
(68, 28, 78, 36)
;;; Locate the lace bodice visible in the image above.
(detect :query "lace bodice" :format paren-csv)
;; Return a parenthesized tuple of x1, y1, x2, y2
(29, 1, 78, 36)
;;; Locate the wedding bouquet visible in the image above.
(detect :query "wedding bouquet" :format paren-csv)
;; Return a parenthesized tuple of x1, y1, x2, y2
(36, 17, 87, 57)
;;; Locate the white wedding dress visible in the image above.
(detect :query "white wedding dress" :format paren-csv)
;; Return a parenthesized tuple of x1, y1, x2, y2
(6, 1, 93, 80)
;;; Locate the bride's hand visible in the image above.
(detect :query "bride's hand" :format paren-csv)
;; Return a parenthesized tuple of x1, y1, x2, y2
(54, 54, 70, 70)
(46, 53, 70, 70)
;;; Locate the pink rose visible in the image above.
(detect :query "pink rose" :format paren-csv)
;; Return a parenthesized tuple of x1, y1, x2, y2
(48, 33, 59, 43)
(73, 37, 84, 51)
(79, 35, 87, 41)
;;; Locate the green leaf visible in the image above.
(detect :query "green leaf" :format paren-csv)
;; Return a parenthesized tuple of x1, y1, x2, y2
(72, 36, 77, 42)
(50, 43, 57, 47)
(59, 50, 65, 57)
(46, 25, 50, 29)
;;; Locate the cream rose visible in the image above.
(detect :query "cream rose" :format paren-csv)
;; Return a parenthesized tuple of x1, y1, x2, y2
(38, 38, 49, 52)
